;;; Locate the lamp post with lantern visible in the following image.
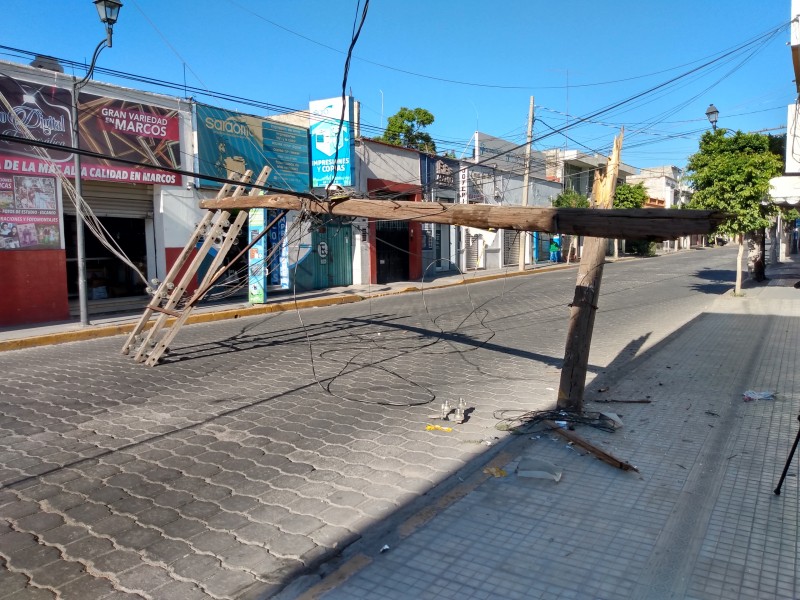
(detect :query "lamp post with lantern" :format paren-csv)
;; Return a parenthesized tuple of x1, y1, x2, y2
(72, 0, 122, 326)
(705, 104, 719, 131)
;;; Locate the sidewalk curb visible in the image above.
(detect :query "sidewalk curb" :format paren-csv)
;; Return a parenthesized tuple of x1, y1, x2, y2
(0, 262, 577, 353)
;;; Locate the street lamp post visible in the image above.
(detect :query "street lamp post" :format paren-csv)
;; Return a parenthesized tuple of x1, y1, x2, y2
(72, 0, 122, 326)
(705, 103, 719, 131)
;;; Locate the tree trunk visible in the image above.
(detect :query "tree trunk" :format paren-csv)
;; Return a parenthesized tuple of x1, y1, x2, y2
(746, 230, 767, 282)
(735, 236, 744, 295)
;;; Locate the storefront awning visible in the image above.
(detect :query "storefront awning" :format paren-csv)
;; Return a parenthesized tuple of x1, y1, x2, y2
(768, 176, 800, 205)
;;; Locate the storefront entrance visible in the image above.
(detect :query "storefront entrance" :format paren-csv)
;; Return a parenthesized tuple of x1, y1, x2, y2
(376, 220, 409, 283)
(62, 181, 154, 308)
(64, 214, 147, 299)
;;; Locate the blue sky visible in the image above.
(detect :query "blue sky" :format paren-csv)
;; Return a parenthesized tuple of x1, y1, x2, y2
(2, 0, 794, 171)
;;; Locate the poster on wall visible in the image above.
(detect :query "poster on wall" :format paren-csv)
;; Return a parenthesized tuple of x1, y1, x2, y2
(248, 208, 267, 304)
(0, 173, 60, 250)
(195, 104, 309, 192)
(309, 97, 354, 188)
(0, 74, 182, 185)
(266, 210, 289, 289)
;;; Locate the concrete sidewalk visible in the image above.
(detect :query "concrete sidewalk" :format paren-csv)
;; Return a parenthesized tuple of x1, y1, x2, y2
(280, 257, 800, 600)
(0, 261, 573, 353)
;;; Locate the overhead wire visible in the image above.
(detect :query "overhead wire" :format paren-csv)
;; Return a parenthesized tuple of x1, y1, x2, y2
(358, 22, 789, 200)
(0, 15, 783, 293)
(222, 2, 790, 92)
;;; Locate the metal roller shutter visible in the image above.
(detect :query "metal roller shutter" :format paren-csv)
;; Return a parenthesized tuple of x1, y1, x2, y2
(503, 229, 520, 266)
(465, 232, 481, 270)
(62, 181, 153, 219)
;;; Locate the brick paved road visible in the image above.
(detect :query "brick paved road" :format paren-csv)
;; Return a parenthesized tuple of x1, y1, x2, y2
(0, 249, 738, 599)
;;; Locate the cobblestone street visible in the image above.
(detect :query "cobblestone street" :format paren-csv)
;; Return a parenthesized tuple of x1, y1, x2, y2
(1, 248, 790, 599)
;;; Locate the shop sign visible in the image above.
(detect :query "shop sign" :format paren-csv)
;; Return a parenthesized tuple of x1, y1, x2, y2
(77, 92, 182, 185)
(0, 75, 183, 185)
(196, 103, 309, 192)
(309, 97, 354, 188)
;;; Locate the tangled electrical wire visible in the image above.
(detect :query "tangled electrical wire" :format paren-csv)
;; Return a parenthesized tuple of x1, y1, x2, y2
(493, 408, 620, 433)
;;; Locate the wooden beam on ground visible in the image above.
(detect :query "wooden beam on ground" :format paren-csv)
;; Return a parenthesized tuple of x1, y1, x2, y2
(543, 420, 639, 472)
(200, 195, 724, 241)
(557, 131, 623, 413)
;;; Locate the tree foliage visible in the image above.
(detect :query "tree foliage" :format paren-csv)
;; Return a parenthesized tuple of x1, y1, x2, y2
(380, 107, 436, 153)
(767, 133, 786, 171)
(613, 182, 648, 209)
(686, 129, 782, 237)
(782, 206, 800, 222)
(552, 189, 589, 208)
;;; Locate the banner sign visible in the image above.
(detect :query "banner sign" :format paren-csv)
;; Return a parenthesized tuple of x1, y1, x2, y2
(196, 104, 309, 192)
(267, 211, 289, 288)
(0, 74, 182, 185)
(248, 208, 290, 303)
(248, 208, 267, 303)
(0, 74, 73, 170)
(77, 93, 182, 185)
(0, 173, 60, 250)
(309, 97, 354, 188)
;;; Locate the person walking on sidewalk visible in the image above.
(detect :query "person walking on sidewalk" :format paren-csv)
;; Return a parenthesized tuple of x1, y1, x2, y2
(549, 236, 561, 262)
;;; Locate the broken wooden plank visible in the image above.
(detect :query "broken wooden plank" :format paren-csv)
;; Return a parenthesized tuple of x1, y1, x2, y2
(200, 195, 725, 241)
(543, 419, 639, 472)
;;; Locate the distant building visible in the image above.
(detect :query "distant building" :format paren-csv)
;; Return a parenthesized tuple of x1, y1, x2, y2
(626, 165, 691, 208)
(542, 149, 637, 199)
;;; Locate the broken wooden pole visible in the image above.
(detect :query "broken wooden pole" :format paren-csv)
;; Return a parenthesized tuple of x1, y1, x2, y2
(543, 420, 639, 472)
(200, 195, 725, 241)
(557, 131, 623, 413)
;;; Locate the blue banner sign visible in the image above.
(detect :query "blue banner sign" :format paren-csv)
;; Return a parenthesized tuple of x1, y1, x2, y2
(309, 97, 354, 188)
(196, 103, 309, 192)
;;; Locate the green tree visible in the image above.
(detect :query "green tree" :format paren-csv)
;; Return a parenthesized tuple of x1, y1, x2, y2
(613, 182, 648, 209)
(686, 129, 782, 294)
(552, 189, 589, 208)
(613, 182, 649, 257)
(380, 107, 436, 153)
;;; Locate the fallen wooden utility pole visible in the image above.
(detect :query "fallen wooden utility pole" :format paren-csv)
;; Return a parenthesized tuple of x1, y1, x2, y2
(557, 131, 623, 413)
(200, 195, 724, 241)
(126, 131, 722, 369)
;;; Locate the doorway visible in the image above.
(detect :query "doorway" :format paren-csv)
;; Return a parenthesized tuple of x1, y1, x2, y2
(376, 220, 409, 283)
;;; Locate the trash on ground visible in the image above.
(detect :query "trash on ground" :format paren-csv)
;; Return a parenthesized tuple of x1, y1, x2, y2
(440, 399, 452, 420)
(543, 420, 639, 472)
(594, 398, 651, 404)
(380, 544, 390, 553)
(426, 423, 453, 432)
(599, 412, 624, 430)
(516, 458, 562, 482)
(743, 390, 776, 402)
(483, 466, 508, 478)
(453, 398, 468, 424)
